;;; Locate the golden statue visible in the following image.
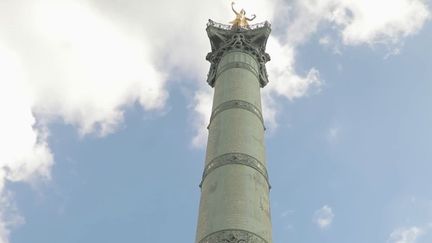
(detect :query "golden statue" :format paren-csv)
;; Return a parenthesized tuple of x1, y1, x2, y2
(230, 2, 256, 28)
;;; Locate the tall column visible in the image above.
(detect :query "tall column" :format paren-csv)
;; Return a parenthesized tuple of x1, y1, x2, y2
(195, 20, 272, 243)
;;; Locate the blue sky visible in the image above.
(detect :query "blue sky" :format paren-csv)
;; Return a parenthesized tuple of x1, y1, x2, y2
(0, 1, 431, 243)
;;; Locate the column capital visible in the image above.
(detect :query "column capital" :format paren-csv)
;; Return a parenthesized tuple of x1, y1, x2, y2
(206, 20, 271, 88)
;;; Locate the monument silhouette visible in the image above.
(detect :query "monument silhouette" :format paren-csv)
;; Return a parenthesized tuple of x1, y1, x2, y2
(195, 3, 273, 243)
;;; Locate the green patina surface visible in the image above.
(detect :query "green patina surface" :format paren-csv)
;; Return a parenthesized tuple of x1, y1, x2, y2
(196, 20, 272, 243)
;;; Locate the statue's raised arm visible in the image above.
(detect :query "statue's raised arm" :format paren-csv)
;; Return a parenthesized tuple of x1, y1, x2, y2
(231, 2, 239, 15)
(246, 14, 256, 21)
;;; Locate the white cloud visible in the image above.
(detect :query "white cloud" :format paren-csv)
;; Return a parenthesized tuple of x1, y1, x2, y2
(337, 0, 430, 45)
(327, 124, 342, 143)
(313, 205, 335, 229)
(0, 46, 52, 243)
(28, 0, 168, 135)
(0, 192, 25, 243)
(191, 88, 213, 148)
(319, 36, 332, 46)
(285, 0, 430, 47)
(0, 0, 168, 241)
(265, 37, 322, 100)
(388, 227, 424, 243)
(262, 37, 322, 132)
(0, 46, 54, 188)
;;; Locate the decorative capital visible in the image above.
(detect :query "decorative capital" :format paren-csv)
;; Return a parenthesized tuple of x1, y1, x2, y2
(206, 20, 271, 88)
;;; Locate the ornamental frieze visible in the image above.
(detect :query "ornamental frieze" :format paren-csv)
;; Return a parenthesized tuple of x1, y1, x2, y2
(199, 229, 268, 243)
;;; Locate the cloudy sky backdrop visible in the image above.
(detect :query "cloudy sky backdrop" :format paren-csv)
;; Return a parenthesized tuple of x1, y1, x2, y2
(0, 0, 431, 243)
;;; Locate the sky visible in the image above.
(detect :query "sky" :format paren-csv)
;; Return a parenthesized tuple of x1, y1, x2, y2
(0, 0, 431, 243)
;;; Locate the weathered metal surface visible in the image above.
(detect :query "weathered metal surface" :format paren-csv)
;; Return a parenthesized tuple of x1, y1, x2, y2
(206, 20, 271, 87)
(208, 100, 265, 130)
(200, 153, 270, 189)
(207, 19, 271, 32)
(196, 21, 273, 243)
(199, 229, 268, 243)
(217, 61, 260, 82)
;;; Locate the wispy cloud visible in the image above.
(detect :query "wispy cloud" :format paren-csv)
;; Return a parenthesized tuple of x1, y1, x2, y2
(191, 88, 213, 148)
(327, 124, 342, 144)
(283, 0, 430, 47)
(313, 205, 335, 229)
(281, 209, 296, 218)
(388, 226, 425, 243)
(0, 192, 25, 243)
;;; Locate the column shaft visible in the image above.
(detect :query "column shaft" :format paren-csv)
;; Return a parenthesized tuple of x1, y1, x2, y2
(196, 51, 272, 243)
